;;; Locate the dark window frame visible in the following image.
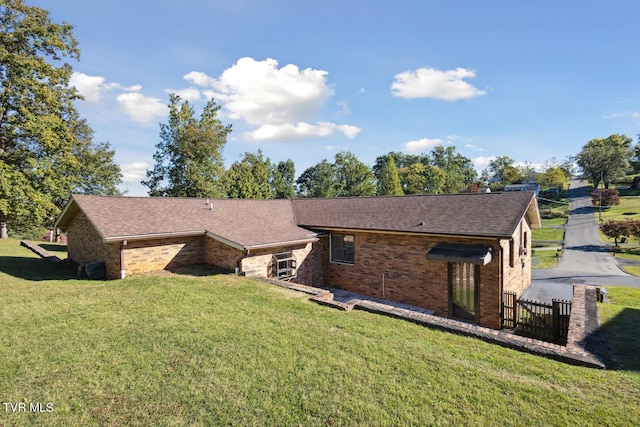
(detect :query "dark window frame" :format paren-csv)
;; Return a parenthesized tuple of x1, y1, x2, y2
(330, 233, 355, 265)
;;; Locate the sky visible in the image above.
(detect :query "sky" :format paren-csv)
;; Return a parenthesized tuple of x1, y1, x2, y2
(41, 0, 640, 196)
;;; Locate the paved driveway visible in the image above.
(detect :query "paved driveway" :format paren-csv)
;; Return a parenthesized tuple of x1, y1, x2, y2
(524, 178, 638, 303)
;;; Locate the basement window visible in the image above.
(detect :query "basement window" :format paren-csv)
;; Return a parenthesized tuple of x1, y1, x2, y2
(271, 252, 297, 280)
(331, 233, 355, 264)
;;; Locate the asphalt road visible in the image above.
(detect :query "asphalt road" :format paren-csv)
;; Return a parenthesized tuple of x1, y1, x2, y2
(524, 178, 639, 303)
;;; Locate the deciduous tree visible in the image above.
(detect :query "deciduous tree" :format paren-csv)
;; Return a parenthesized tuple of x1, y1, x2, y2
(296, 159, 336, 198)
(0, 0, 121, 236)
(488, 156, 516, 184)
(592, 189, 620, 207)
(333, 151, 376, 197)
(600, 219, 640, 247)
(143, 95, 230, 197)
(376, 155, 403, 196)
(576, 134, 633, 188)
(536, 166, 567, 190)
(270, 159, 296, 199)
(225, 150, 271, 199)
(430, 145, 476, 193)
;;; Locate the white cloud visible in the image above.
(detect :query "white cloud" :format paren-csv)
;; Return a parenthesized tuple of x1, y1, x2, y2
(391, 67, 486, 100)
(121, 161, 150, 184)
(338, 124, 361, 139)
(165, 87, 201, 102)
(472, 156, 496, 169)
(403, 138, 443, 152)
(70, 72, 105, 103)
(116, 92, 167, 124)
(464, 143, 484, 152)
(104, 82, 143, 92)
(335, 100, 352, 117)
(604, 111, 640, 121)
(184, 71, 217, 87)
(185, 57, 359, 142)
(244, 121, 361, 142)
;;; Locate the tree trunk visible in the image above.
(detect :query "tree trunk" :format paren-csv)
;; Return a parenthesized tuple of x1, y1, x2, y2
(0, 221, 8, 239)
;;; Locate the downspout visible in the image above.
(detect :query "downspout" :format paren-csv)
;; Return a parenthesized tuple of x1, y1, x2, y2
(382, 272, 387, 298)
(120, 240, 127, 279)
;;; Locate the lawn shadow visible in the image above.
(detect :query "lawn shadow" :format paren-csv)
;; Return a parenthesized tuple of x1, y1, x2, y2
(0, 256, 77, 281)
(564, 244, 609, 252)
(599, 307, 640, 371)
(570, 206, 597, 215)
(161, 264, 232, 277)
(39, 243, 68, 253)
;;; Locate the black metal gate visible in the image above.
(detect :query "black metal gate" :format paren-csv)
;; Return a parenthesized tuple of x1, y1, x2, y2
(502, 291, 572, 344)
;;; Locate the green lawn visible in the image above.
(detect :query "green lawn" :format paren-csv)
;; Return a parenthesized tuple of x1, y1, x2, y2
(596, 196, 640, 275)
(1, 239, 639, 426)
(598, 196, 640, 222)
(531, 218, 566, 269)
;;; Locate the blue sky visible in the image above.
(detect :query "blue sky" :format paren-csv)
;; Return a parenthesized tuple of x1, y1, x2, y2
(43, 0, 640, 196)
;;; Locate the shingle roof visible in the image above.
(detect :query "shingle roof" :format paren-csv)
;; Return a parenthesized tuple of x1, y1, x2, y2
(292, 192, 540, 238)
(56, 195, 318, 249)
(56, 191, 540, 248)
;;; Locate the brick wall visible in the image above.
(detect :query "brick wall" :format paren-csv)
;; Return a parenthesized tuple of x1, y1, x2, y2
(239, 241, 325, 288)
(501, 218, 533, 297)
(123, 236, 206, 276)
(67, 211, 105, 265)
(322, 231, 508, 329)
(66, 211, 120, 279)
(204, 237, 244, 271)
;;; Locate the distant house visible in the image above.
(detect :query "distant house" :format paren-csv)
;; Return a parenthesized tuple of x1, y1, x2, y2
(504, 183, 540, 195)
(55, 192, 541, 329)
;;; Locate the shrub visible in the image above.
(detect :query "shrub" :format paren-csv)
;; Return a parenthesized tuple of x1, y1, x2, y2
(592, 188, 620, 207)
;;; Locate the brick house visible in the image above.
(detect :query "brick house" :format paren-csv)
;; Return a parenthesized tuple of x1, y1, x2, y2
(56, 192, 540, 329)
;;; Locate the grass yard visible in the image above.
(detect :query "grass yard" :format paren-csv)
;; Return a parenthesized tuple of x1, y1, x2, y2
(531, 217, 566, 269)
(537, 196, 569, 220)
(531, 226, 564, 243)
(532, 249, 562, 269)
(591, 195, 640, 276)
(598, 195, 640, 222)
(1, 239, 640, 426)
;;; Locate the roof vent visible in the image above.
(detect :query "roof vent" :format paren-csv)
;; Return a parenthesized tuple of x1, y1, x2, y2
(209, 203, 213, 211)
(418, 220, 425, 226)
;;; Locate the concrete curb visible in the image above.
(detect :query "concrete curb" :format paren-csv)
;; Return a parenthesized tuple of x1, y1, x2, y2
(20, 240, 62, 262)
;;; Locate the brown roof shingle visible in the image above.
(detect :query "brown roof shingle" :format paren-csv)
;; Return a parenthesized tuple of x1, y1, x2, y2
(56, 191, 540, 248)
(292, 192, 540, 238)
(57, 195, 318, 249)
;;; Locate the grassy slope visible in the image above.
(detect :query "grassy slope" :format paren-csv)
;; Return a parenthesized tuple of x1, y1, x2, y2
(597, 197, 640, 275)
(1, 240, 639, 426)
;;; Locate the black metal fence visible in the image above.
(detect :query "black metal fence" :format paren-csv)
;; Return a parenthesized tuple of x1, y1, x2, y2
(502, 291, 572, 344)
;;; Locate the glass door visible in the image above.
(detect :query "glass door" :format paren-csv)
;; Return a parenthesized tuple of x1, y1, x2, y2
(449, 262, 479, 322)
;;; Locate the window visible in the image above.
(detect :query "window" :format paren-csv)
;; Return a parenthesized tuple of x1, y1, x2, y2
(331, 233, 355, 264)
(271, 252, 297, 280)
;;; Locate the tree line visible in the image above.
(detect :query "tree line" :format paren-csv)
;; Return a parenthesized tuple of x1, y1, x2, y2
(2, 0, 639, 238)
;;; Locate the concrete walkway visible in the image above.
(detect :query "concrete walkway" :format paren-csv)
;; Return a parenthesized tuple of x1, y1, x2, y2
(259, 277, 605, 369)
